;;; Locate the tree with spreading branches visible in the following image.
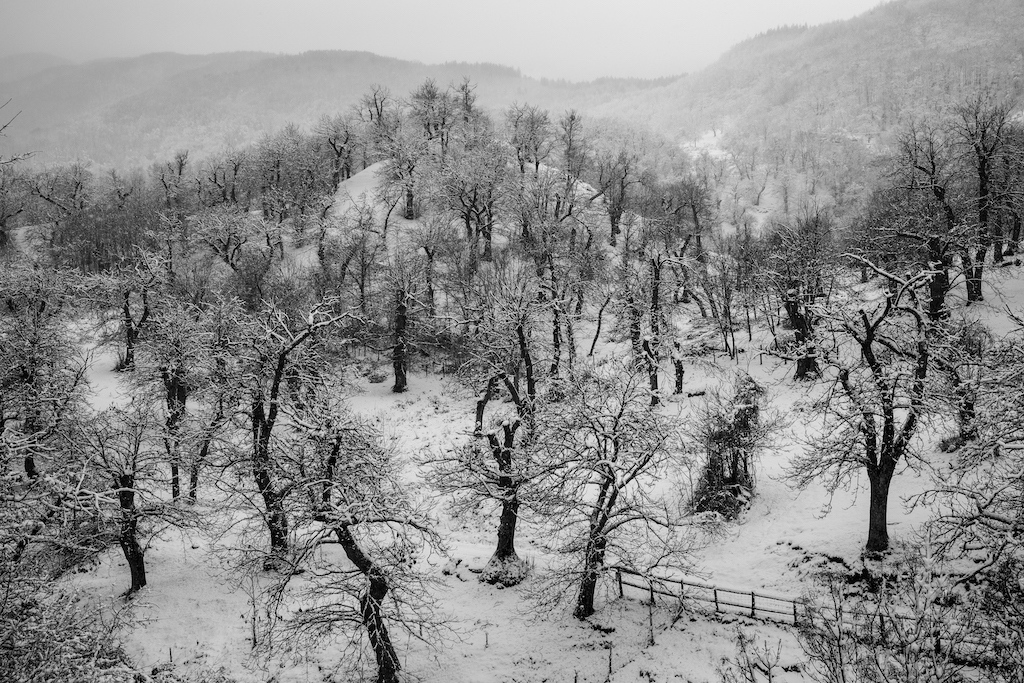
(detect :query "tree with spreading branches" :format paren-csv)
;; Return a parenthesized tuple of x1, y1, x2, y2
(258, 385, 440, 683)
(787, 261, 933, 552)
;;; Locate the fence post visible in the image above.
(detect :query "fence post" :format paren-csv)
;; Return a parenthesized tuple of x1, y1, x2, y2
(793, 602, 798, 626)
(751, 592, 756, 618)
(713, 589, 719, 613)
(617, 569, 623, 598)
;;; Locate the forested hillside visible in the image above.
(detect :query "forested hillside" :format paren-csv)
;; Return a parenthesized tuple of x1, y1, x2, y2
(2, 1, 1024, 682)
(0, 50, 678, 167)
(595, 0, 1024, 139)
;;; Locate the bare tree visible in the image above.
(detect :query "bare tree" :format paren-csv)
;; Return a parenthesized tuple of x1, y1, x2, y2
(229, 298, 348, 569)
(530, 363, 715, 619)
(64, 402, 195, 596)
(258, 385, 441, 683)
(0, 263, 88, 479)
(425, 261, 543, 586)
(951, 90, 1016, 302)
(787, 263, 932, 552)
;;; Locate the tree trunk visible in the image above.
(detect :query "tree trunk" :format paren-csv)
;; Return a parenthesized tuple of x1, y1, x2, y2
(480, 428, 526, 586)
(188, 400, 224, 502)
(490, 498, 520, 566)
(926, 238, 951, 321)
(865, 467, 892, 553)
(117, 474, 147, 594)
(551, 303, 562, 378)
(424, 247, 436, 317)
(481, 220, 493, 261)
(162, 367, 187, 500)
(121, 289, 150, 371)
(650, 257, 662, 338)
(123, 301, 138, 370)
(574, 534, 607, 620)
(643, 339, 659, 407)
(628, 295, 643, 366)
(609, 208, 621, 247)
(404, 186, 415, 220)
(253, 404, 289, 569)
(963, 248, 986, 303)
(674, 355, 685, 395)
(1007, 211, 1021, 256)
(335, 525, 401, 683)
(474, 376, 499, 436)
(392, 291, 408, 393)
(784, 295, 818, 380)
(589, 295, 612, 356)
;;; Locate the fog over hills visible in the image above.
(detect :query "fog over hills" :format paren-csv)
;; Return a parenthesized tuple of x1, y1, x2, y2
(0, 50, 679, 168)
(591, 0, 1024, 139)
(2, 0, 1023, 168)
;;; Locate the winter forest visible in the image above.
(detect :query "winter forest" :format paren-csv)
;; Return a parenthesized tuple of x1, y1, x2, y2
(2, 1, 1024, 682)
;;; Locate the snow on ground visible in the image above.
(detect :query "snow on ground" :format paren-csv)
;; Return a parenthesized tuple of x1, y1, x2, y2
(65, 154, 1024, 682)
(68, 264, 1024, 682)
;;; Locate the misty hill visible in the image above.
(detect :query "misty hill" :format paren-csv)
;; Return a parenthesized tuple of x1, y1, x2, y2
(593, 0, 1024, 140)
(0, 50, 678, 168)
(4, 0, 1023, 170)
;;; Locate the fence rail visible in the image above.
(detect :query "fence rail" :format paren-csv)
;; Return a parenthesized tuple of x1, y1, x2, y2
(612, 566, 999, 661)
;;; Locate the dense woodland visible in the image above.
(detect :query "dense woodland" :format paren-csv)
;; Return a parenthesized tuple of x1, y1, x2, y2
(3, 2, 1024, 682)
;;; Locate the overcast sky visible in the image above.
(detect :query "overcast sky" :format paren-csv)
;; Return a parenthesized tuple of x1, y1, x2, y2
(1, 0, 885, 81)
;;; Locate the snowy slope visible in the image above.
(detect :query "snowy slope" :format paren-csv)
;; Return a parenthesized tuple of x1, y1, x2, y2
(69, 162, 1024, 683)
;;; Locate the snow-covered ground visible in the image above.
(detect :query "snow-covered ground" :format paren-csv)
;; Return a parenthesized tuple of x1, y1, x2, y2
(66, 163, 1024, 683)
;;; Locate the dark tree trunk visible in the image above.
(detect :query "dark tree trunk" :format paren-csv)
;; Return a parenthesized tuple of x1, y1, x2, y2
(965, 245, 987, 302)
(423, 247, 436, 316)
(117, 474, 147, 594)
(480, 424, 526, 585)
(992, 210, 1004, 264)
(474, 376, 500, 436)
(404, 186, 415, 220)
(551, 304, 562, 378)
(161, 367, 187, 500)
(926, 238, 951, 321)
(673, 350, 685, 396)
(493, 498, 520, 563)
(121, 289, 150, 371)
(865, 466, 893, 553)
(643, 339, 659, 407)
(589, 295, 612, 356)
(335, 525, 400, 683)
(784, 294, 818, 380)
(516, 322, 536, 405)
(481, 220, 493, 261)
(392, 290, 408, 393)
(253, 398, 289, 569)
(650, 257, 662, 338)
(1007, 211, 1021, 256)
(946, 366, 979, 444)
(574, 534, 607, 620)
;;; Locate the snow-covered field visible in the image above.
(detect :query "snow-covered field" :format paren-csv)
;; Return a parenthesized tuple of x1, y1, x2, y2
(64, 166, 1024, 683)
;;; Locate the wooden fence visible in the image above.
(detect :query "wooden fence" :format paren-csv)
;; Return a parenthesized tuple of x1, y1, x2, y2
(614, 566, 803, 625)
(612, 566, 1001, 663)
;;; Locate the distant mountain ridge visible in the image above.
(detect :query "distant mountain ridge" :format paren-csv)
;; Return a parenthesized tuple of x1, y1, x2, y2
(0, 50, 682, 168)
(590, 0, 1024, 139)
(2, 0, 1023, 168)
